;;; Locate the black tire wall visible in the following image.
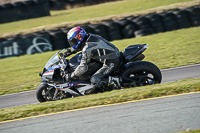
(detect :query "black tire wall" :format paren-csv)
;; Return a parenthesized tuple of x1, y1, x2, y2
(160, 12, 178, 31)
(48, 29, 69, 50)
(186, 6, 200, 26)
(0, 32, 53, 59)
(0, 0, 50, 24)
(0, 6, 200, 59)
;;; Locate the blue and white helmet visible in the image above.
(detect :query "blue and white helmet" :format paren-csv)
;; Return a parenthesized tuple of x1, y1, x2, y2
(67, 27, 87, 50)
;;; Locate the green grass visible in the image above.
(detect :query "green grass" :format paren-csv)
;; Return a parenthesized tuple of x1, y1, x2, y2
(0, 0, 196, 35)
(0, 26, 200, 95)
(0, 77, 200, 122)
(112, 26, 200, 69)
(179, 129, 200, 133)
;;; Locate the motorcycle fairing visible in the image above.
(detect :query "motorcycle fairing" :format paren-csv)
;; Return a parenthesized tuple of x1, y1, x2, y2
(123, 44, 148, 62)
(48, 65, 61, 71)
(42, 65, 61, 81)
(54, 81, 94, 95)
(55, 82, 80, 89)
(44, 49, 65, 70)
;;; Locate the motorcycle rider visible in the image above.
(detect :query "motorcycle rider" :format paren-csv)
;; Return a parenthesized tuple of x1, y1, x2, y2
(64, 26, 121, 90)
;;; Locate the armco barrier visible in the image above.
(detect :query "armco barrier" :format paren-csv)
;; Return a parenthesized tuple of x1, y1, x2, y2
(0, 0, 50, 24)
(0, 6, 200, 59)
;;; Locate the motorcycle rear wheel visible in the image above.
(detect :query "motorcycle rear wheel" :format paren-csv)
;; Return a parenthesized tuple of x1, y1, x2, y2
(122, 61, 162, 87)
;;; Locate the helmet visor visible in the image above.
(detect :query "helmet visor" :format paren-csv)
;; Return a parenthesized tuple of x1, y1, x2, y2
(68, 38, 78, 47)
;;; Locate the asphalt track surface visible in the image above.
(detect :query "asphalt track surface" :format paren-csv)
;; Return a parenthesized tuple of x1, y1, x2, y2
(0, 92, 200, 133)
(0, 64, 200, 109)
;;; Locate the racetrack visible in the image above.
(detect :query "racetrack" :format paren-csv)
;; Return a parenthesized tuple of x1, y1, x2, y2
(1, 91, 200, 133)
(0, 64, 200, 109)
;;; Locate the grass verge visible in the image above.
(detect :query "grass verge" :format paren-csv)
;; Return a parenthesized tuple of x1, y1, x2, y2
(0, 26, 200, 95)
(0, 0, 198, 37)
(0, 77, 200, 122)
(179, 129, 200, 133)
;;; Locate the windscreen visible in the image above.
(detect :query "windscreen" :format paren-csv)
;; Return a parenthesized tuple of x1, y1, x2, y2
(44, 49, 65, 70)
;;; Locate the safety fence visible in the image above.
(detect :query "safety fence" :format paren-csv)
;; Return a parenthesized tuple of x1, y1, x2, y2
(0, 6, 200, 59)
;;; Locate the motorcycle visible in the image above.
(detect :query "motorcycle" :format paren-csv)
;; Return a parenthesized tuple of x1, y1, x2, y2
(36, 44, 162, 102)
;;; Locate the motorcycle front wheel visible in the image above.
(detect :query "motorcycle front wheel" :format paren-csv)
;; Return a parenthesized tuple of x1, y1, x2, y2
(36, 83, 54, 102)
(122, 61, 162, 87)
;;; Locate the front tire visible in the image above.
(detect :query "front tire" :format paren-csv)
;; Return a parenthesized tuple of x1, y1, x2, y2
(36, 83, 49, 103)
(122, 61, 162, 87)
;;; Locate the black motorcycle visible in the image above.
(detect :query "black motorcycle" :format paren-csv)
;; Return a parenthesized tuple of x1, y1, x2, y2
(36, 44, 162, 102)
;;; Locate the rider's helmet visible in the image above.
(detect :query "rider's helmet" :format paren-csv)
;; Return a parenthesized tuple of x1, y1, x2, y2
(67, 27, 87, 50)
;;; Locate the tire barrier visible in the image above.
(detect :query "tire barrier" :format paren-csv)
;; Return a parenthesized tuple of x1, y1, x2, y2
(115, 19, 135, 38)
(173, 9, 191, 29)
(131, 16, 154, 37)
(0, 0, 50, 24)
(80, 25, 95, 34)
(145, 13, 164, 33)
(88, 24, 109, 40)
(159, 12, 179, 31)
(50, 0, 67, 10)
(47, 29, 69, 50)
(103, 22, 123, 41)
(0, 6, 200, 59)
(0, 0, 118, 23)
(0, 32, 52, 59)
(186, 6, 200, 27)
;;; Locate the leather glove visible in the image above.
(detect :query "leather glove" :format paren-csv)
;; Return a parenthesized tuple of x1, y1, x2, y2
(65, 72, 77, 82)
(65, 74, 71, 82)
(63, 49, 72, 57)
(71, 72, 76, 79)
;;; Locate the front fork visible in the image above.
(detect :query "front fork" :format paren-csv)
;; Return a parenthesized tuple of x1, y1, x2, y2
(47, 85, 63, 101)
(53, 88, 59, 100)
(52, 88, 67, 100)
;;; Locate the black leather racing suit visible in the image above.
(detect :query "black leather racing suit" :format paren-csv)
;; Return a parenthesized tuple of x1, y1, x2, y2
(67, 33, 120, 87)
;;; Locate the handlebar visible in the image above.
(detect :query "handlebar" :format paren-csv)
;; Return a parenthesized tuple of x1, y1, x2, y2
(59, 53, 67, 65)
(59, 53, 71, 73)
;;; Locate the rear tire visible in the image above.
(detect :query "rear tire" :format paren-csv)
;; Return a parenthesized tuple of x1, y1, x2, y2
(122, 61, 162, 87)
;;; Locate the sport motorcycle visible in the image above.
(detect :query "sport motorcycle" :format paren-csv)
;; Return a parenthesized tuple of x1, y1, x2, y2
(36, 44, 162, 102)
